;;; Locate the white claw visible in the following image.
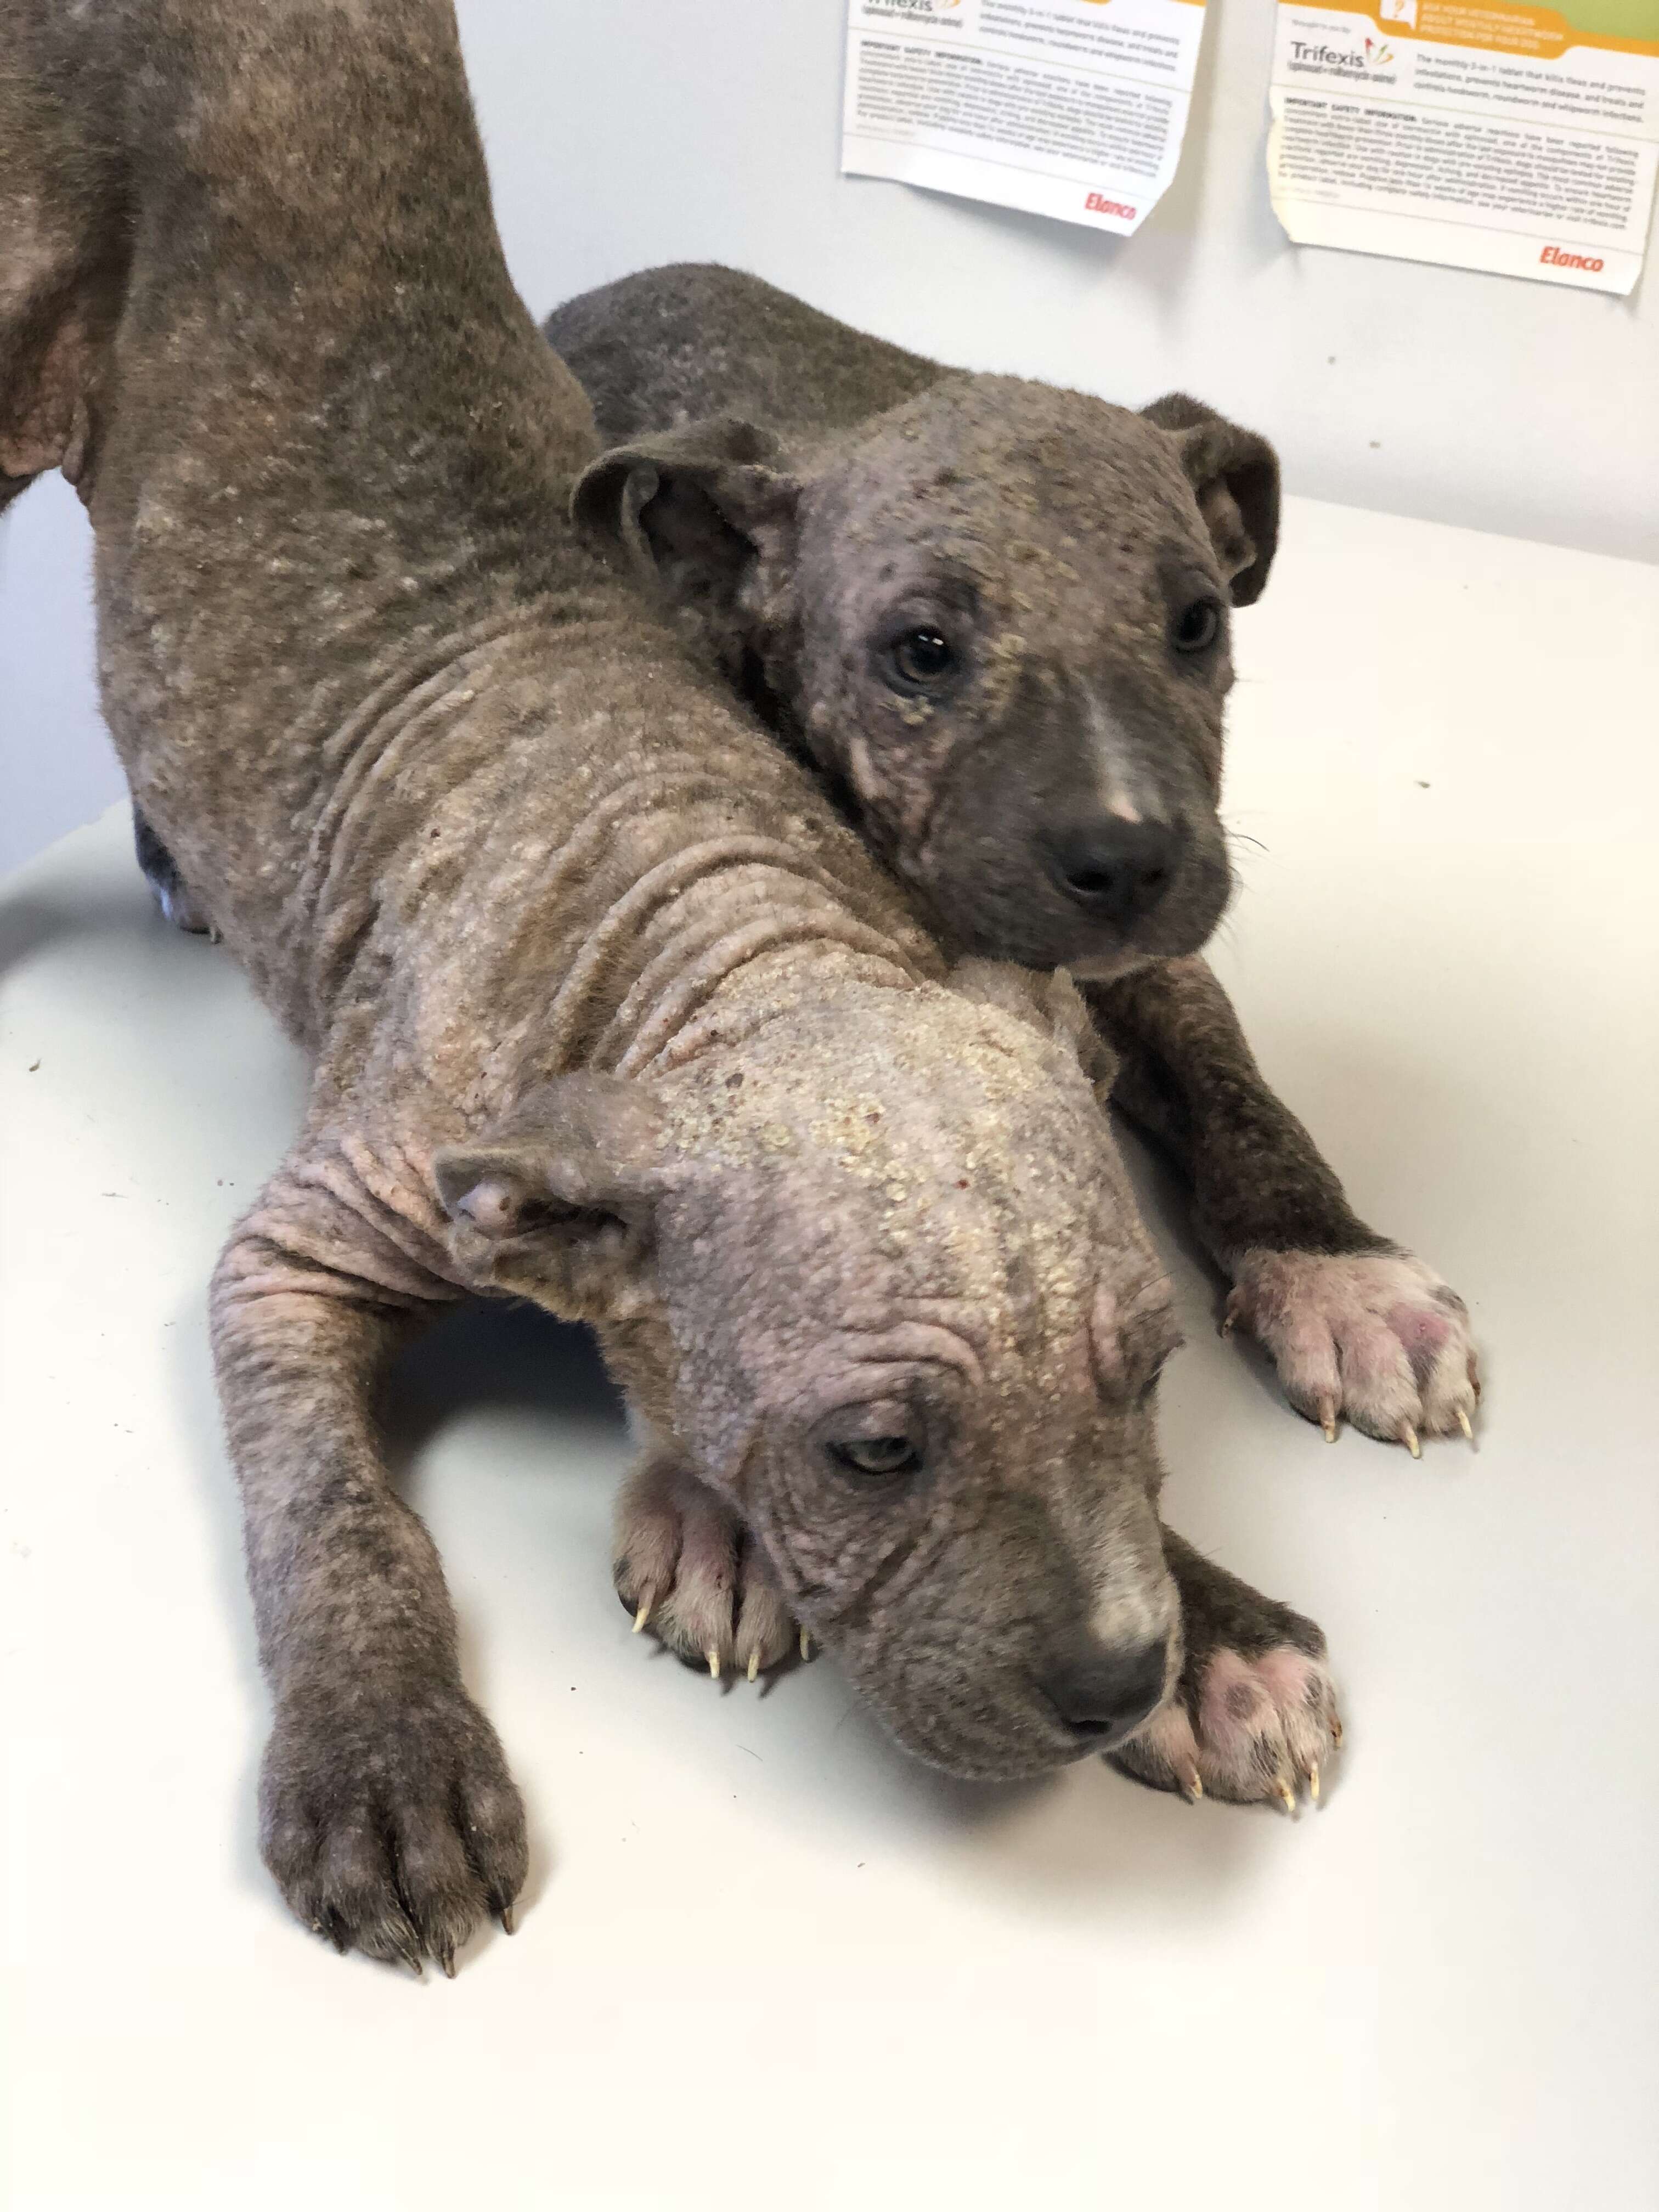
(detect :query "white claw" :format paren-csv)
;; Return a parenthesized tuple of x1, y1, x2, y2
(1308, 1762, 1321, 1805)
(1319, 1398, 1339, 1444)
(799, 1628, 812, 1662)
(633, 1601, 651, 1634)
(707, 1648, 721, 1679)
(1401, 1421, 1422, 1459)
(1277, 1781, 1298, 1818)
(747, 1651, 759, 1684)
(1457, 1407, 1475, 1444)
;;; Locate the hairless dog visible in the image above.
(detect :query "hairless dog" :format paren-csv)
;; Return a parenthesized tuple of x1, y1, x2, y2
(4, 2, 1339, 1971)
(537, 265, 1481, 1457)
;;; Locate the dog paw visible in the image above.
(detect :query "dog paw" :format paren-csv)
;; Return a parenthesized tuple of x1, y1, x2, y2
(1109, 1536, 1339, 1810)
(613, 1452, 798, 1681)
(259, 1679, 527, 1973)
(1224, 1246, 1479, 1452)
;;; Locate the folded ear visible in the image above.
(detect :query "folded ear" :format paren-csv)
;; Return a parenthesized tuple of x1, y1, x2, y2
(1, 60, 128, 514)
(1141, 393, 1280, 607)
(433, 1074, 669, 1319)
(570, 417, 802, 673)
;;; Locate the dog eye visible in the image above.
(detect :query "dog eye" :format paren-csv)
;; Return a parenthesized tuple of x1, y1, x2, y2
(1171, 599, 1222, 654)
(828, 1436, 922, 1479)
(889, 628, 955, 687)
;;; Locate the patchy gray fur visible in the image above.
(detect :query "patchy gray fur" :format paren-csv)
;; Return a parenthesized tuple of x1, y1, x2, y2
(541, 265, 1478, 1451)
(2, 0, 1340, 1973)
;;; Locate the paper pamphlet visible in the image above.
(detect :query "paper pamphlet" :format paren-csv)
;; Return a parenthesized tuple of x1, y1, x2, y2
(1266, 0, 1659, 292)
(842, 0, 1209, 236)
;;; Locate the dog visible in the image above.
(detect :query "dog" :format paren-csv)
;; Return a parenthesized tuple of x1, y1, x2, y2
(541, 264, 1481, 1455)
(3, 1, 1339, 1972)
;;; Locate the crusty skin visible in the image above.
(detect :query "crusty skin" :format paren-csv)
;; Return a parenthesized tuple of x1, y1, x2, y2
(2, 0, 1340, 1971)
(540, 265, 1479, 1448)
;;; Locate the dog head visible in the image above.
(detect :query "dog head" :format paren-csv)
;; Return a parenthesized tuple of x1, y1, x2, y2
(436, 964, 1182, 1778)
(572, 377, 1277, 978)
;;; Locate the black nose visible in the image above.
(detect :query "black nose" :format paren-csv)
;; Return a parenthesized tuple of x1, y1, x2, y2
(1047, 816, 1180, 926)
(1039, 1633, 1170, 1746)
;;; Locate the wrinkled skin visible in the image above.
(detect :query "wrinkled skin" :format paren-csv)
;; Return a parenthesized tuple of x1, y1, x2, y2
(441, 980, 1184, 1779)
(2, 0, 1332, 1977)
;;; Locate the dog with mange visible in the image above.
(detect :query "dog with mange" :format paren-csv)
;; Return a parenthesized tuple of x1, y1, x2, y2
(4, 0, 1340, 1973)
(539, 264, 1480, 1455)
(137, 259, 1482, 1452)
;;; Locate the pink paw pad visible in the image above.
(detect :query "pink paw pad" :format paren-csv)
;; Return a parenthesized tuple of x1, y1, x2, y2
(1227, 1248, 1480, 1451)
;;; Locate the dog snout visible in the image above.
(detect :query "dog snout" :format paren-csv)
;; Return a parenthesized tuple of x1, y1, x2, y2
(1047, 815, 1181, 928)
(1039, 1629, 1170, 1747)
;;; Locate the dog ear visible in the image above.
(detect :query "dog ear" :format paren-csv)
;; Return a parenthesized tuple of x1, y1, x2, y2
(0, 75, 128, 513)
(434, 1074, 669, 1320)
(570, 417, 802, 671)
(1141, 393, 1280, 607)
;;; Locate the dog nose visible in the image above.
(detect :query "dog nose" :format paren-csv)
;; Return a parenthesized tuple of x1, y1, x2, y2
(1048, 816, 1180, 926)
(1039, 1632, 1170, 1745)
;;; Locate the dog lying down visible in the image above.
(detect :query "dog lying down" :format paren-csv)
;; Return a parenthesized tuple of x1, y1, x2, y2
(543, 263, 1482, 1462)
(5, 2, 1429, 1975)
(142, 266, 1481, 1460)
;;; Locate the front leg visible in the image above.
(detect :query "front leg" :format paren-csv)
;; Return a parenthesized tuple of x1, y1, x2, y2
(1086, 957, 1479, 1452)
(1110, 1532, 1339, 1810)
(612, 1444, 799, 1681)
(212, 1155, 527, 1972)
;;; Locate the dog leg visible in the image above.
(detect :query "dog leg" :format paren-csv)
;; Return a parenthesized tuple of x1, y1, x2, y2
(1087, 956, 1479, 1450)
(211, 1153, 527, 1972)
(612, 1444, 798, 1681)
(1110, 1531, 1338, 1809)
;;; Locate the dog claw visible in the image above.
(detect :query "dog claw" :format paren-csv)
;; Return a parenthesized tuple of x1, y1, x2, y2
(632, 1599, 651, 1634)
(1276, 1781, 1298, 1818)
(747, 1651, 759, 1683)
(1330, 1711, 1345, 1746)
(1457, 1407, 1475, 1443)
(437, 1943, 456, 1980)
(1400, 1421, 1421, 1458)
(498, 1901, 516, 1935)
(706, 1647, 721, 1679)
(1308, 1761, 1321, 1805)
(1318, 1397, 1339, 1443)
(1180, 1769, 1204, 1803)
(799, 1628, 812, 1662)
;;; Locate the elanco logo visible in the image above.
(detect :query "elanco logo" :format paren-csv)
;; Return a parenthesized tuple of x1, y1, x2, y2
(1542, 244, 1605, 272)
(1086, 191, 1137, 218)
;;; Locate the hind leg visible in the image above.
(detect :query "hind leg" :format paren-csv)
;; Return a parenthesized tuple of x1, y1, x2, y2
(133, 804, 215, 935)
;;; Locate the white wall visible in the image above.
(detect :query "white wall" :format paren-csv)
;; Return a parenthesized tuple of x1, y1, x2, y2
(4, 0, 1655, 873)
